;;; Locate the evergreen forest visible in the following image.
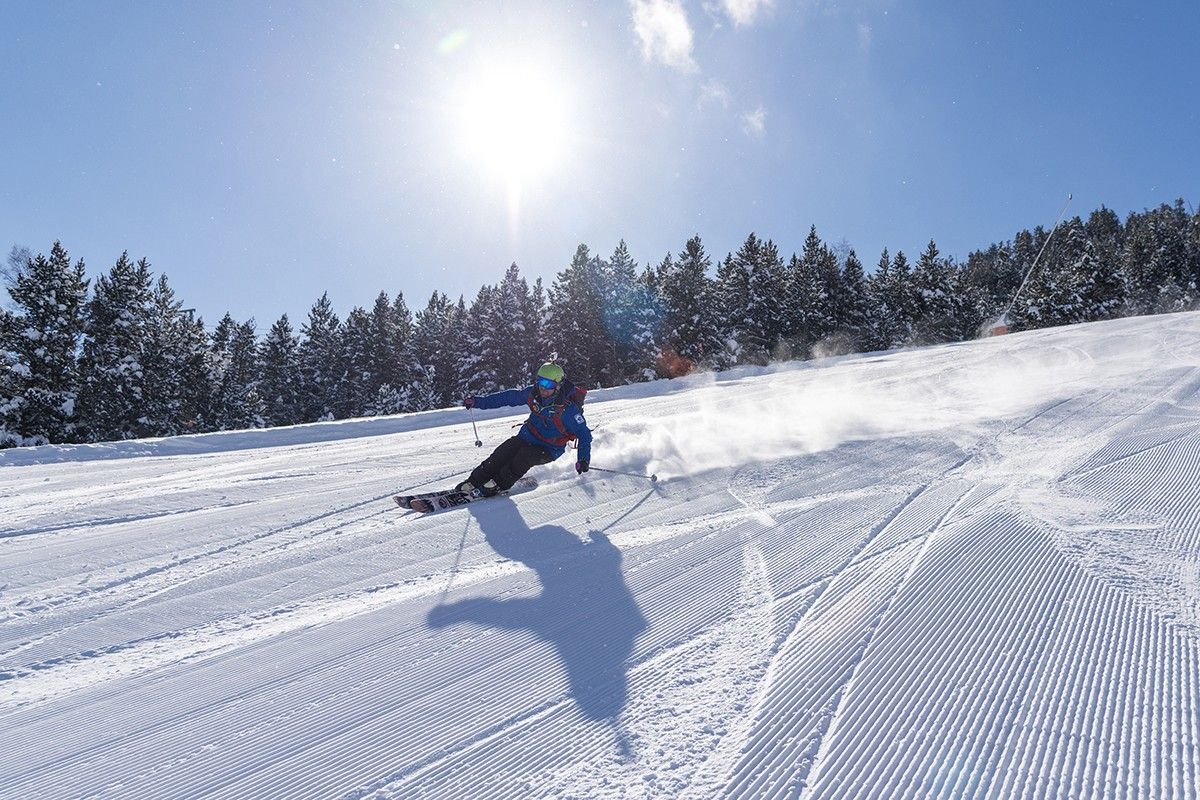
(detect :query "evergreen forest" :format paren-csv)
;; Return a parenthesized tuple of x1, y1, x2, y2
(3, 199, 1198, 448)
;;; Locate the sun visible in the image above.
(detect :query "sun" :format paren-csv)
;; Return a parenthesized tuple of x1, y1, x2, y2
(456, 60, 572, 185)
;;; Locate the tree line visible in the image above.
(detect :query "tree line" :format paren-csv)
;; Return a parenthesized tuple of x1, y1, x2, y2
(2, 198, 1198, 448)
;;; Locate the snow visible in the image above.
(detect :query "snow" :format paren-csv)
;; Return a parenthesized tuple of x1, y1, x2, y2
(2, 312, 1200, 799)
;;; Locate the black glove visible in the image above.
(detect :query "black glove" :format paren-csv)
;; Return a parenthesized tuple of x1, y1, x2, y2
(463, 396, 476, 409)
(575, 460, 589, 474)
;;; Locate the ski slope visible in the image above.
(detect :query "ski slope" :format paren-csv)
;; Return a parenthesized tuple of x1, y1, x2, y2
(2, 312, 1199, 799)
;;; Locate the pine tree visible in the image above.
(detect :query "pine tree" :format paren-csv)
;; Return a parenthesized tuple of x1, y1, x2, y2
(1013, 250, 1059, 329)
(715, 249, 750, 363)
(260, 314, 304, 426)
(602, 241, 645, 383)
(781, 250, 817, 357)
(659, 235, 722, 373)
(339, 306, 376, 417)
(298, 293, 343, 421)
(138, 275, 209, 437)
(791, 227, 836, 355)
(0, 242, 89, 445)
(490, 264, 540, 387)
(1071, 233, 1125, 322)
(962, 243, 1016, 325)
(541, 245, 609, 387)
(1188, 204, 1200, 298)
(77, 252, 155, 441)
(0, 308, 21, 446)
(368, 292, 403, 397)
(909, 240, 958, 344)
(838, 249, 870, 351)
(863, 249, 893, 352)
(412, 291, 467, 408)
(1085, 206, 1124, 290)
(722, 233, 778, 364)
(886, 251, 916, 346)
(1119, 206, 1189, 314)
(218, 319, 265, 429)
(369, 292, 422, 413)
(463, 284, 500, 395)
(629, 263, 666, 379)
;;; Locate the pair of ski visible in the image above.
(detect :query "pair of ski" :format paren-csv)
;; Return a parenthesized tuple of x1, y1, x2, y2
(394, 477, 538, 513)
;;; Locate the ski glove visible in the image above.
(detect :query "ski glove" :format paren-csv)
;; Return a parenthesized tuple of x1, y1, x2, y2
(575, 460, 589, 474)
(463, 396, 476, 409)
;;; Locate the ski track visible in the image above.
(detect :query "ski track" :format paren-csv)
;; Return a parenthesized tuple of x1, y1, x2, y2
(1, 313, 1199, 798)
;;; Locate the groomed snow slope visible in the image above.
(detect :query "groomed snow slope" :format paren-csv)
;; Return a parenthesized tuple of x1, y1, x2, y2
(2, 312, 1200, 799)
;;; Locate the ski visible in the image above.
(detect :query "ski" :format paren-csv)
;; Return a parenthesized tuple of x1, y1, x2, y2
(394, 477, 538, 513)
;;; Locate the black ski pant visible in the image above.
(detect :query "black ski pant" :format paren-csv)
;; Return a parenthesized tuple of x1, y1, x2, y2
(468, 435, 554, 491)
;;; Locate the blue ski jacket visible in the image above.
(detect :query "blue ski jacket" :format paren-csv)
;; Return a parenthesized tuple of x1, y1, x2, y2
(473, 385, 592, 462)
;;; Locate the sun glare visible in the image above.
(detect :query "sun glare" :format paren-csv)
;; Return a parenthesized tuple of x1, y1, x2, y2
(457, 62, 572, 184)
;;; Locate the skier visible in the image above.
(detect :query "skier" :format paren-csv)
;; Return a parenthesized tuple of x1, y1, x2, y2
(459, 362, 592, 497)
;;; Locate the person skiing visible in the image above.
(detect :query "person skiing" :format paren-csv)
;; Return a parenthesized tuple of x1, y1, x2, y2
(459, 362, 592, 497)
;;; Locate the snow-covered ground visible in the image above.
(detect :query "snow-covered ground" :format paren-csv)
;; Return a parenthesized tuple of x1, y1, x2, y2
(3, 312, 1199, 799)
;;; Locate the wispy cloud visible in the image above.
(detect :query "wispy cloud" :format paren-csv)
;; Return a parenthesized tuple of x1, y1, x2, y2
(698, 80, 731, 109)
(742, 105, 767, 137)
(630, 0, 698, 73)
(719, 0, 776, 27)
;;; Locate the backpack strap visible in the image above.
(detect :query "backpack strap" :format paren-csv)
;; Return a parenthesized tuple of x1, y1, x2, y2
(524, 387, 576, 445)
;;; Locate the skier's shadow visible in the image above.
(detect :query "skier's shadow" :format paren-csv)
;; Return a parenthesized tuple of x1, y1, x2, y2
(426, 498, 647, 721)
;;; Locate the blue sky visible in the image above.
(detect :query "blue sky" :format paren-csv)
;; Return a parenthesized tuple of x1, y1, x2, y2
(3, 1, 1197, 327)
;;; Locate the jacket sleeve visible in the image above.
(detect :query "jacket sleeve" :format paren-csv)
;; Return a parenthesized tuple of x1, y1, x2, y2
(473, 387, 531, 410)
(564, 404, 592, 463)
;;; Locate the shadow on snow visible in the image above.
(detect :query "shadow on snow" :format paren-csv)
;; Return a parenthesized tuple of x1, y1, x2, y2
(426, 498, 647, 722)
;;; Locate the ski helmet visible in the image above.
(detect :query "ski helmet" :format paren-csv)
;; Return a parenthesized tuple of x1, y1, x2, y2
(536, 362, 565, 383)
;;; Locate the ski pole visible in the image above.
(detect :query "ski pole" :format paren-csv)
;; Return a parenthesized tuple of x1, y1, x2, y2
(469, 408, 482, 447)
(590, 466, 658, 483)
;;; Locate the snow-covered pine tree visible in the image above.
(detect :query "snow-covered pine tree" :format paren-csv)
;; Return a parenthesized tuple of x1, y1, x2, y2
(862, 249, 893, 352)
(1068, 229, 1125, 323)
(366, 291, 422, 415)
(367, 292, 403, 399)
(338, 306, 375, 417)
(961, 243, 1015, 326)
(0, 242, 89, 445)
(755, 238, 788, 359)
(725, 232, 774, 364)
(137, 275, 208, 437)
(1014, 226, 1068, 329)
(77, 252, 155, 441)
(1188, 203, 1200, 300)
(489, 263, 540, 387)
(1151, 200, 1195, 310)
(659, 235, 722, 373)
(885, 250, 916, 347)
(540, 245, 608, 387)
(411, 291, 466, 408)
(714, 249, 750, 364)
(782, 227, 834, 357)
(1118, 204, 1191, 314)
(627, 262, 665, 379)
(225, 319, 266, 429)
(1085, 207, 1125, 292)
(462, 284, 500, 395)
(298, 293, 343, 422)
(0, 308, 20, 446)
(207, 314, 263, 429)
(909, 240, 958, 344)
(259, 314, 303, 427)
(602, 241, 646, 383)
(838, 249, 870, 351)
